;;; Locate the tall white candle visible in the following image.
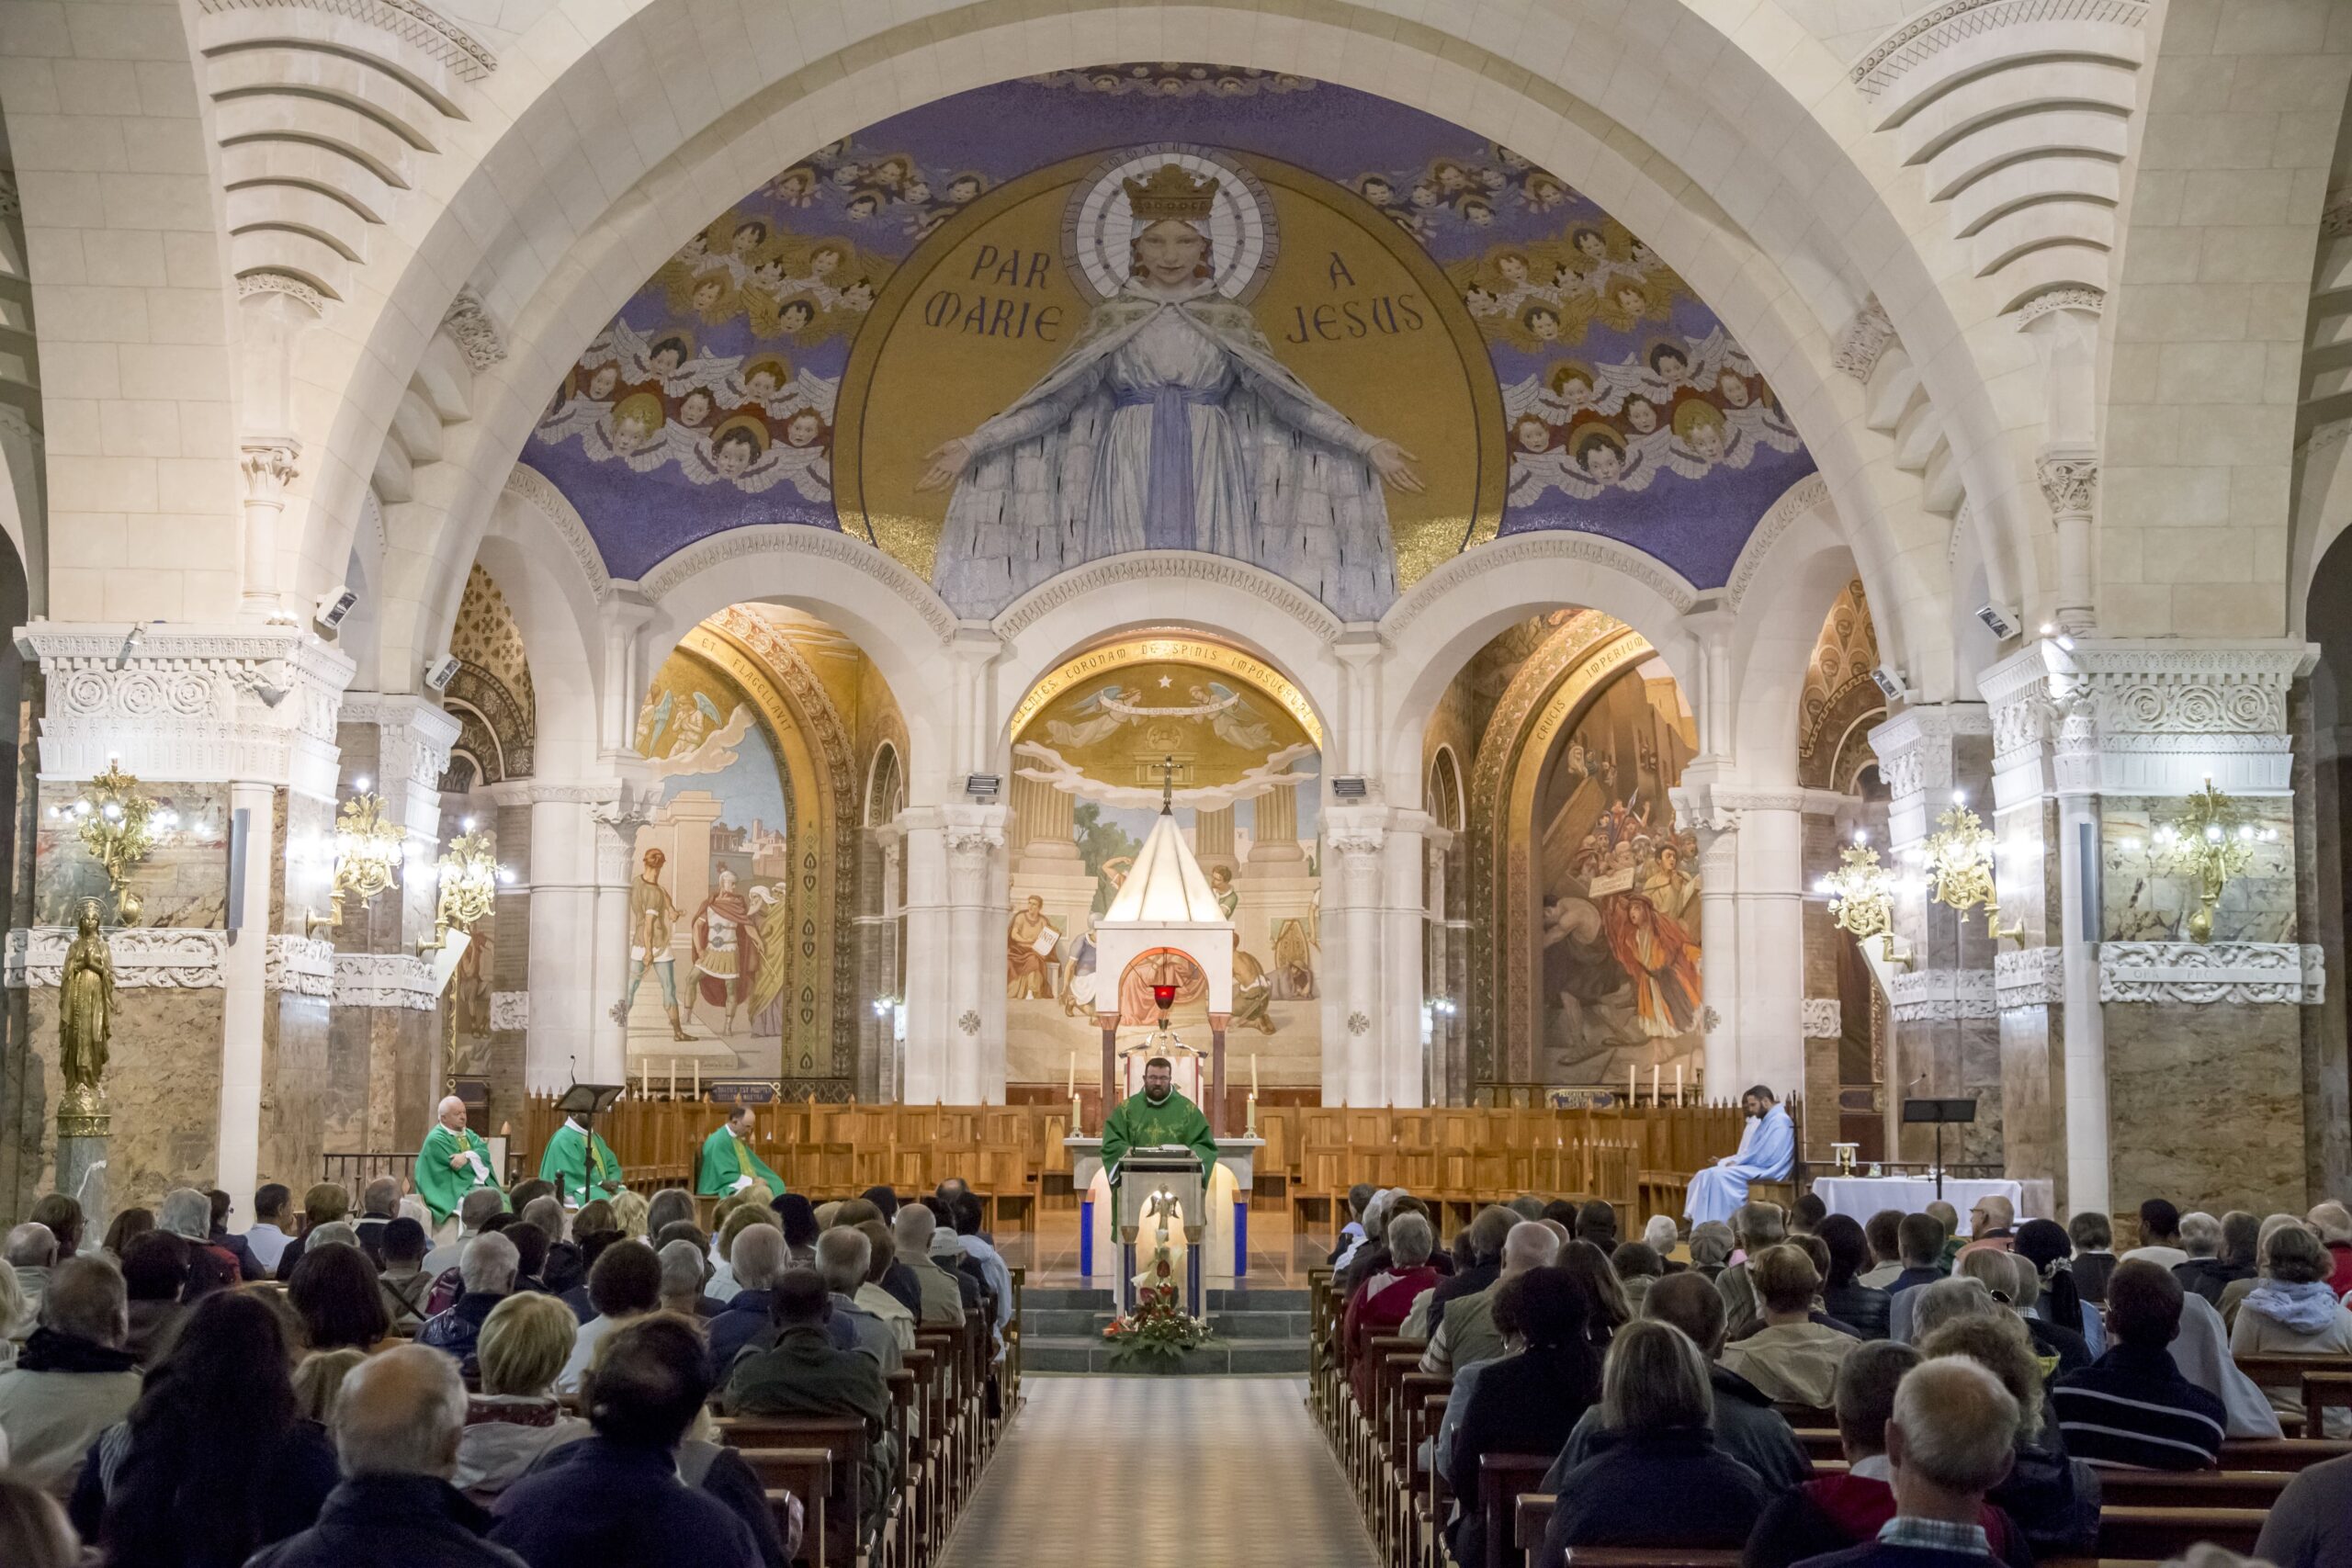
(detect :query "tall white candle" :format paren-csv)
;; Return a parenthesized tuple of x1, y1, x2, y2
(1676, 1064, 1685, 1100)
(1251, 1054, 1260, 1096)
(1651, 1064, 1659, 1100)
(1067, 1051, 1075, 1097)
(1629, 1065, 1636, 1101)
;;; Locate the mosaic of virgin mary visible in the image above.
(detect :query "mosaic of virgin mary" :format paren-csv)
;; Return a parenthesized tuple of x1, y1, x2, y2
(917, 156, 1423, 623)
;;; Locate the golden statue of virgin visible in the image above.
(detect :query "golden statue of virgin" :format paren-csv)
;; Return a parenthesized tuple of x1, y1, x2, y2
(58, 899, 114, 1132)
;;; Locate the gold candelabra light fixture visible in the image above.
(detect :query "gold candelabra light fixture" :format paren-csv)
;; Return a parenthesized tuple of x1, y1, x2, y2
(1817, 831, 1905, 964)
(61, 761, 177, 925)
(2152, 779, 2276, 943)
(422, 824, 500, 952)
(308, 787, 405, 936)
(1923, 794, 2023, 944)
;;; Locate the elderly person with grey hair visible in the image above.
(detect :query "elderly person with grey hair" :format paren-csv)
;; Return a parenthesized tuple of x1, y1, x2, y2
(417, 1230, 520, 1373)
(1795, 1358, 2025, 1568)
(1542, 1319, 1774, 1555)
(1404, 1204, 1516, 1340)
(1688, 1220, 1736, 1280)
(4, 1224, 56, 1337)
(2232, 1222, 2352, 1437)
(1643, 1213, 1682, 1263)
(1419, 1218, 1555, 1375)
(817, 1227, 899, 1372)
(1345, 1210, 1436, 1407)
(0, 1256, 139, 1495)
(708, 1224, 800, 1370)
(424, 1188, 508, 1280)
(1717, 1200, 1788, 1337)
(244, 1345, 520, 1568)
(656, 1240, 712, 1320)
(892, 1203, 967, 1329)
(1896, 1275, 1999, 1345)
(453, 1294, 590, 1503)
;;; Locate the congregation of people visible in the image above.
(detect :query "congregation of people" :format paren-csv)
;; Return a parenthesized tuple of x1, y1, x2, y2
(0, 1149, 1015, 1568)
(1324, 1183, 2352, 1568)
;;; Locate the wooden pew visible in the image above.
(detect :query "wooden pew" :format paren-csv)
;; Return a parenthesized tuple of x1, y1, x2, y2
(732, 1448, 833, 1568)
(1476, 1450, 1554, 1568)
(717, 1414, 881, 1568)
(2233, 1353, 2352, 1436)
(2098, 1471, 2290, 1510)
(2216, 1437, 2352, 1470)
(2096, 1506, 2266, 1558)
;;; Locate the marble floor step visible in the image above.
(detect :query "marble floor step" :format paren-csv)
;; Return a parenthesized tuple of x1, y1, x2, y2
(1018, 1287, 1116, 1312)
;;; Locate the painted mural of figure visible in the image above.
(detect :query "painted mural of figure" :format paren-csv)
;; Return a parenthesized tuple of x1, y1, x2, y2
(1117, 949, 1206, 1026)
(1230, 933, 1276, 1034)
(1060, 921, 1100, 1017)
(1641, 842, 1697, 923)
(1271, 918, 1317, 1000)
(1601, 891, 1701, 1039)
(745, 884, 793, 1037)
(1007, 895, 1056, 999)
(1209, 864, 1239, 921)
(625, 849, 692, 1043)
(918, 163, 1422, 621)
(691, 866, 763, 1034)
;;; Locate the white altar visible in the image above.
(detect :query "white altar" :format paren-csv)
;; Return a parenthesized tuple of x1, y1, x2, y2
(1812, 1175, 2031, 1235)
(1068, 1134, 1262, 1306)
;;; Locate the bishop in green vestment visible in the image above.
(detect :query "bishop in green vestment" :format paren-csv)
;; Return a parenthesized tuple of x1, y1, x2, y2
(416, 1095, 501, 1225)
(539, 1116, 623, 1208)
(696, 1106, 786, 1197)
(1099, 1055, 1217, 1188)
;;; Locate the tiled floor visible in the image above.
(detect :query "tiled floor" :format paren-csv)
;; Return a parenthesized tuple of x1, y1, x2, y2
(939, 1378, 1377, 1568)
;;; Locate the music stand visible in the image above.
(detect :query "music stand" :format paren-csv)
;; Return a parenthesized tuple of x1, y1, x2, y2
(556, 1080, 626, 1201)
(1902, 1098, 1976, 1201)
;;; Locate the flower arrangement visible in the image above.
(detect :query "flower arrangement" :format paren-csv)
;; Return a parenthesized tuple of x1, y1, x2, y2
(1102, 1281, 1214, 1369)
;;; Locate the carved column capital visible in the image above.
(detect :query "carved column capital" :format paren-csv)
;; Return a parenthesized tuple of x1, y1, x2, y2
(239, 437, 301, 500)
(2035, 452, 2098, 516)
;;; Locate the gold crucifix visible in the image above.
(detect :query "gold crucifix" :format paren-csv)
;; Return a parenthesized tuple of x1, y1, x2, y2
(1160, 754, 1176, 815)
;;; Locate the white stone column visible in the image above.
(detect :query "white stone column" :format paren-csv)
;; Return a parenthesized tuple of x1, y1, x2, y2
(1734, 794, 1807, 1096)
(898, 809, 951, 1103)
(2039, 454, 2099, 637)
(1324, 810, 1385, 1106)
(237, 440, 298, 623)
(218, 777, 275, 1202)
(942, 805, 1008, 1104)
(514, 784, 610, 1093)
(584, 785, 652, 1089)
(1353, 811, 1430, 1106)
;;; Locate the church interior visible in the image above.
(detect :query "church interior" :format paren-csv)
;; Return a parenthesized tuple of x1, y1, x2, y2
(1, 4, 2351, 1566)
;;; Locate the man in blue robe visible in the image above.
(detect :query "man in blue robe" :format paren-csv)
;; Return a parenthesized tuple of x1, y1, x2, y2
(1684, 1084, 1794, 1225)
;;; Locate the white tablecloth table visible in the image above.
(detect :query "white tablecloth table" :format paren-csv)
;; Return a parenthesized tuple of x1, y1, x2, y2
(1811, 1175, 2027, 1236)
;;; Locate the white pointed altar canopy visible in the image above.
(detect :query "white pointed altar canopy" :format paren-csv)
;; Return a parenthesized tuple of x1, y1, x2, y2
(1091, 760, 1236, 1122)
(1095, 774, 1235, 1019)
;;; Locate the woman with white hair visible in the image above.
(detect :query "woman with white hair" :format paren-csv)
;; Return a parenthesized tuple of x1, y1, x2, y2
(156, 1187, 240, 1298)
(1343, 1209, 1438, 1408)
(1642, 1214, 1681, 1263)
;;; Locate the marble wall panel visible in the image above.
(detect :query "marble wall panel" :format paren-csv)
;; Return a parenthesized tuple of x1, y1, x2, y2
(260, 991, 330, 1189)
(2106, 1001, 2304, 1218)
(24, 984, 223, 1210)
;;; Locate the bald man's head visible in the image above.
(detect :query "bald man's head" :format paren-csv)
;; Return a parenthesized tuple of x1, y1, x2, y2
(334, 1344, 468, 1479)
(1500, 1220, 1560, 1278)
(437, 1096, 467, 1131)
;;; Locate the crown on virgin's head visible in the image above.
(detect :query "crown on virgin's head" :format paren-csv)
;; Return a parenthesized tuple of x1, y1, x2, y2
(1124, 164, 1219, 221)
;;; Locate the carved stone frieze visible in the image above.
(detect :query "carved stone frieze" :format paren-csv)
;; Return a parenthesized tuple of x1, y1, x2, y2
(2099, 942, 2322, 1005)
(504, 467, 612, 604)
(1724, 475, 1836, 610)
(1994, 945, 2065, 1008)
(266, 934, 335, 997)
(1801, 998, 1842, 1039)
(5, 926, 229, 988)
(22, 623, 356, 795)
(490, 991, 529, 1032)
(333, 952, 440, 1010)
(1888, 966, 1996, 1021)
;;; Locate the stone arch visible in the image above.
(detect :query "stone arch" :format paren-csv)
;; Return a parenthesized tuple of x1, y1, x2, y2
(1726, 490, 1870, 789)
(469, 473, 606, 782)
(304, 1, 2013, 734)
(1376, 536, 1702, 805)
(989, 552, 1346, 777)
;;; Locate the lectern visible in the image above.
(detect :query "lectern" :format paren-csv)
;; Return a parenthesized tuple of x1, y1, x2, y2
(557, 1079, 626, 1195)
(1114, 1145, 1210, 1316)
(1902, 1097, 1976, 1201)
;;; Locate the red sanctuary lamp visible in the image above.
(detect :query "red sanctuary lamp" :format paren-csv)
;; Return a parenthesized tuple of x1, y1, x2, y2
(1151, 982, 1179, 1015)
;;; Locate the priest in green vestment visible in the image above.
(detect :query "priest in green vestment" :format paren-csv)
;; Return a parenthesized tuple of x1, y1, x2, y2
(1099, 1055, 1217, 1189)
(696, 1105, 786, 1198)
(538, 1115, 624, 1208)
(416, 1094, 501, 1227)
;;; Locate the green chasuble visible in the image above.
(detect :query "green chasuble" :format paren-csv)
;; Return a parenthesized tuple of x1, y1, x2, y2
(696, 1124, 786, 1198)
(538, 1119, 623, 1208)
(415, 1123, 500, 1224)
(1099, 1089, 1217, 1186)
